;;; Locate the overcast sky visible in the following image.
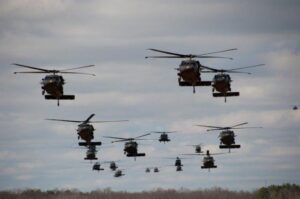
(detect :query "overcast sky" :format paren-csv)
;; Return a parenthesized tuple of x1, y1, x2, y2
(0, 0, 300, 192)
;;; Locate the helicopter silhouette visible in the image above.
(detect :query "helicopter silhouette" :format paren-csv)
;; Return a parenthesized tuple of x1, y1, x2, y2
(12, 63, 95, 106)
(292, 105, 299, 110)
(201, 64, 265, 102)
(114, 169, 125, 178)
(196, 122, 262, 152)
(187, 144, 203, 153)
(84, 145, 98, 161)
(102, 161, 119, 171)
(152, 131, 176, 143)
(103, 133, 151, 159)
(92, 162, 105, 172)
(46, 114, 128, 145)
(183, 150, 226, 171)
(145, 48, 237, 93)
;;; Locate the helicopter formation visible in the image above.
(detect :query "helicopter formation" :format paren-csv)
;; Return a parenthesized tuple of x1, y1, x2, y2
(145, 48, 264, 102)
(11, 47, 269, 178)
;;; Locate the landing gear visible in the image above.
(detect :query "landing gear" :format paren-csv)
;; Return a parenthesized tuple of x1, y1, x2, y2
(193, 86, 196, 94)
(42, 90, 45, 95)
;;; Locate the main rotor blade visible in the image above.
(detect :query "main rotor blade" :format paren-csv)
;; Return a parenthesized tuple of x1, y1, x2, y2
(84, 114, 95, 123)
(145, 56, 182, 59)
(147, 48, 185, 57)
(111, 139, 132, 143)
(227, 64, 265, 71)
(60, 65, 95, 71)
(230, 127, 263, 130)
(196, 124, 224, 129)
(90, 120, 129, 123)
(152, 131, 176, 134)
(198, 48, 237, 56)
(134, 133, 151, 139)
(13, 71, 49, 74)
(46, 119, 82, 123)
(59, 71, 96, 76)
(12, 63, 49, 72)
(103, 136, 128, 140)
(230, 122, 248, 128)
(195, 55, 233, 60)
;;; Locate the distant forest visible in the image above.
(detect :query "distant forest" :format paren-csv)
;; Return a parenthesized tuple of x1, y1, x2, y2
(0, 183, 299, 199)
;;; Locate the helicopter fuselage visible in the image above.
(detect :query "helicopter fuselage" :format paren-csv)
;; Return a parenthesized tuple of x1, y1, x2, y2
(175, 158, 182, 167)
(202, 156, 216, 168)
(93, 163, 104, 171)
(41, 75, 65, 97)
(114, 170, 124, 177)
(159, 133, 170, 142)
(195, 146, 202, 153)
(110, 162, 118, 171)
(219, 130, 235, 146)
(85, 145, 97, 160)
(212, 73, 231, 94)
(77, 123, 95, 143)
(124, 141, 138, 155)
(177, 60, 201, 85)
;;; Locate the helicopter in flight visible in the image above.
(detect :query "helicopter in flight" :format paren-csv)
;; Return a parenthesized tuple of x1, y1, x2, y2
(292, 105, 299, 110)
(103, 133, 151, 159)
(196, 122, 262, 152)
(103, 161, 119, 171)
(145, 48, 237, 93)
(12, 63, 95, 106)
(187, 144, 203, 154)
(46, 114, 128, 145)
(184, 150, 225, 171)
(152, 131, 176, 143)
(92, 162, 104, 172)
(114, 169, 125, 178)
(202, 64, 265, 102)
(84, 145, 98, 161)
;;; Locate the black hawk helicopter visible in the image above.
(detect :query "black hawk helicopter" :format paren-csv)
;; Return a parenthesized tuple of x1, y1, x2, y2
(201, 64, 265, 102)
(92, 162, 104, 172)
(183, 150, 225, 171)
(187, 144, 203, 154)
(84, 145, 98, 161)
(46, 114, 128, 145)
(145, 48, 237, 93)
(152, 131, 176, 143)
(12, 63, 95, 106)
(292, 105, 299, 110)
(103, 161, 119, 171)
(114, 169, 125, 178)
(103, 133, 151, 159)
(196, 122, 262, 152)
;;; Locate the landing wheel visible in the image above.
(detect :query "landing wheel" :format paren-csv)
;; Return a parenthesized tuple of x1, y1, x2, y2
(57, 100, 60, 106)
(193, 86, 196, 94)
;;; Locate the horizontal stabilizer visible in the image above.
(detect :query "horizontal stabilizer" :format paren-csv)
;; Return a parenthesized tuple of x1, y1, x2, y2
(213, 92, 239, 97)
(45, 95, 75, 100)
(127, 153, 146, 157)
(179, 81, 212, 87)
(84, 157, 97, 160)
(79, 142, 102, 146)
(159, 139, 170, 142)
(220, 144, 240, 149)
(201, 165, 217, 169)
